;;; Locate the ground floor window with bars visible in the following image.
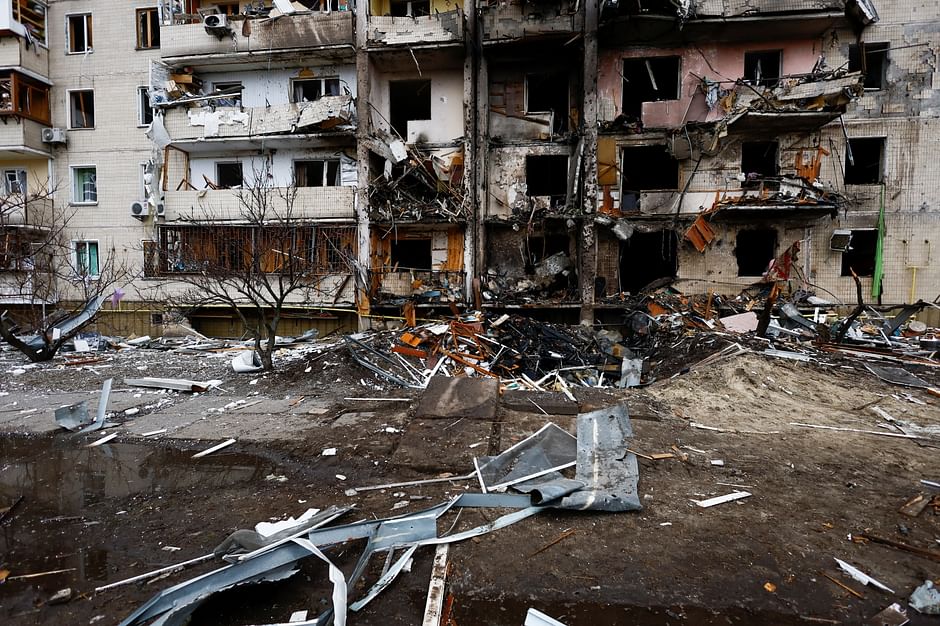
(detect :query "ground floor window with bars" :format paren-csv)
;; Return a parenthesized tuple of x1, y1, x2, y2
(145, 225, 356, 277)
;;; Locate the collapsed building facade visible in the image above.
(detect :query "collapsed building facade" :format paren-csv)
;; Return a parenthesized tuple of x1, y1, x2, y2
(0, 0, 936, 335)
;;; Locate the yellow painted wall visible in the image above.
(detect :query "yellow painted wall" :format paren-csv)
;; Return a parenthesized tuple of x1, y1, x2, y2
(0, 158, 52, 195)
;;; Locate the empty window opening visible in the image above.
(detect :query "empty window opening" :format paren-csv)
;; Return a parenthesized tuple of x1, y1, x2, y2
(138, 87, 153, 126)
(526, 72, 570, 133)
(4, 169, 26, 195)
(526, 155, 568, 198)
(67, 13, 93, 53)
(621, 145, 679, 207)
(390, 237, 431, 270)
(215, 162, 243, 189)
(69, 90, 94, 129)
(524, 233, 570, 273)
(136, 8, 160, 49)
(741, 141, 779, 188)
(212, 81, 243, 107)
(389, 79, 431, 140)
(292, 78, 341, 103)
(743, 50, 782, 88)
(844, 137, 884, 184)
(72, 166, 97, 204)
(621, 56, 680, 119)
(295, 160, 340, 187)
(841, 229, 877, 277)
(619, 230, 678, 294)
(74, 240, 99, 277)
(735, 228, 777, 276)
(388, 0, 430, 17)
(849, 42, 889, 89)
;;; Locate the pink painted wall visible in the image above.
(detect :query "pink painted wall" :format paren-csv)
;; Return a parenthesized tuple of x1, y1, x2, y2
(598, 40, 823, 128)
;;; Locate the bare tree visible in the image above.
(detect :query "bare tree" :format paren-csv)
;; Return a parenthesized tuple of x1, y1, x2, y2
(143, 170, 357, 371)
(0, 178, 130, 361)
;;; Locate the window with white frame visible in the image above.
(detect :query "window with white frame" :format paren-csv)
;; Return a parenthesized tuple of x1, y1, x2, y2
(294, 160, 340, 187)
(292, 78, 341, 103)
(67, 13, 93, 54)
(3, 169, 27, 195)
(212, 81, 242, 106)
(138, 86, 153, 126)
(74, 240, 99, 277)
(68, 89, 95, 129)
(71, 166, 97, 204)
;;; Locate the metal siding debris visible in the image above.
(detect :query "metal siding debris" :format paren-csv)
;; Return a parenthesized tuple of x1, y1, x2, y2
(834, 558, 894, 594)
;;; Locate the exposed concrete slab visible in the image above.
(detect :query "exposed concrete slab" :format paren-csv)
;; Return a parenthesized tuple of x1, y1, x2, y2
(332, 411, 377, 428)
(415, 376, 499, 420)
(392, 418, 492, 473)
(501, 390, 580, 415)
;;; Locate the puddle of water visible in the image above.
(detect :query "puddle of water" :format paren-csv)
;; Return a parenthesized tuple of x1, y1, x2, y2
(0, 435, 277, 611)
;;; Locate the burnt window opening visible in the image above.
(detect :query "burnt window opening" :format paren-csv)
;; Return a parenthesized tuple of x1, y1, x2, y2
(292, 77, 341, 103)
(743, 50, 782, 88)
(619, 230, 678, 294)
(849, 42, 889, 90)
(621, 145, 679, 209)
(621, 56, 680, 119)
(735, 228, 777, 276)
(524, 233, 570, 273)
(388, 0, 430, 16)
(526, 72, 570, 133)
(844, 137, 884, 184)
(840, 229, 877, 277)
(390, 237, 432, 270)
(389, 79, 431, 141)
(741, 141, 779, 189)
(295, 160, 340, 187)
(215, 162, 243, 189)
(526, 155, 568, 198)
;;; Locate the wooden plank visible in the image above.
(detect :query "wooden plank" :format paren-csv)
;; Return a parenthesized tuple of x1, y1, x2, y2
(421, 544, 449, 626)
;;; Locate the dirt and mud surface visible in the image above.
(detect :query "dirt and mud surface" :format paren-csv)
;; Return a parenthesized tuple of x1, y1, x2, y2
(1, 341, 939, 625)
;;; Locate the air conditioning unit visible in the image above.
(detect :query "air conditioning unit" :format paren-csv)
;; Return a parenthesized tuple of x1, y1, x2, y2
(41, 127, 67, 144)
(203, 13, 229, 29)
(155, 203, 166, 217)
(130, 201, 147, 219)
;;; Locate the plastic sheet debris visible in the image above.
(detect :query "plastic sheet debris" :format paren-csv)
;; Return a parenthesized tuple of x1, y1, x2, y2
(125, 377, 222, 392)
(232, 350, 264, 374)
(834, 558, 894, 593)
(525, 608, 569, 626)
(909, 580, 940, 615)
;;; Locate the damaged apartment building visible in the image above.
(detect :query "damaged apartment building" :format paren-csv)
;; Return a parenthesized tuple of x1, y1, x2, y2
(0, 0, 936, 335)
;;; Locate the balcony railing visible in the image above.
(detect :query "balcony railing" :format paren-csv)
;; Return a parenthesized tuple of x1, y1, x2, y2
(479, 2, 582, 43)
(164, 186, 356, 221)
(367, 11, 463, 46)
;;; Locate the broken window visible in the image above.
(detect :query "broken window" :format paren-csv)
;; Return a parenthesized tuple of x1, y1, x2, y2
(621, 145, 679, 208)
(67, 13, 93, 54)
(215, 162, 243, 189)
(619, 231, 678, 294)
(69, 90, 95, 129)
(71, 166, 97, 204)
(315, 227, 356, 273)
(388, 0, 430, 17)
(74, 240, 99, 277)
(292, 78, 341, 103)
(136, 8, 160, 49)
(212, 81, 242, 107)
(390, 237, 431, 270)
(621, 56, 680, 119)
(849, 42, 889, 89)
(525, 233, 570, 273)
(743, 50, 781, 88)
(526, 72, 570, 133)
(844, 137, 884, 184)
(526, 155, 568, 198)
(741, 141, 779, 189)
(735, 228, 777, 276)
(138, 87, 153, 126)
(389, 79, 431, 140)
(4, 169, 26, 195)
(0, 72, 51, 124)
(295, 160, 340, 187)
(841, 229, 877, 277)
(13, 0, 47, 45)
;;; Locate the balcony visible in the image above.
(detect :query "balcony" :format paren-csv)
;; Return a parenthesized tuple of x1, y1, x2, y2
(159, 11, 355, 67)
(161, 96, 355, 144)
(0, 35, 48, 79)
(163, 186, 356, 221)
(367, 11, 463, 47)
(0, 116, 50, 156)
(479, 2, 582, 44)
(0, 195, 51, 228)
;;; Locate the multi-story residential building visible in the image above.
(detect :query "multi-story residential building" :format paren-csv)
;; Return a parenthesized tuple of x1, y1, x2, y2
(1, 0, 936, 338)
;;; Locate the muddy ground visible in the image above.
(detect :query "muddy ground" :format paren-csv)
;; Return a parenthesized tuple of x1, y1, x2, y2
(0, 340, 938, 625)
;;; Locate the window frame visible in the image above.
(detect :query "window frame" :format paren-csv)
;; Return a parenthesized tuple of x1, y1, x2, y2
(67, 88, 95, 130)
(73, 239, 100, 278)
(136, 7, 161, 50)
(66, 13, 93, 55)
(214, 161, 244, 189)
(70, 165, 98, 206)
(3, 168, 27, 195)
(212, 81, 243, 107)
(743, 49, 783, 88)
(294, 159, 341, 187)
(137, 86, 153, 127)
(291, 77, 341, 104)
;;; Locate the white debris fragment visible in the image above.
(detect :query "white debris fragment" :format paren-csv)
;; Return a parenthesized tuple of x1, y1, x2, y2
(335, 474, 347, 481)
(834, 558, 894, 593)
(321, 447, 337, 456)
(124, 407, 140, 416)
